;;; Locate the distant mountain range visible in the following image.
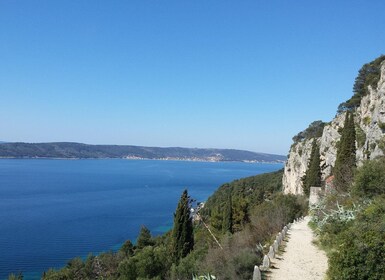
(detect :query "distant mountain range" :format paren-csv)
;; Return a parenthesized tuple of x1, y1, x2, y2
(0, 142, 286, 162)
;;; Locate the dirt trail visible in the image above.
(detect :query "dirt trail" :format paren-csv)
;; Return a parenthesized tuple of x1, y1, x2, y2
(268, 216, 328, 280)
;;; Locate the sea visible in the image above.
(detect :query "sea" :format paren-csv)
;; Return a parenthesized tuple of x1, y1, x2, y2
(0, 159, 283, 279)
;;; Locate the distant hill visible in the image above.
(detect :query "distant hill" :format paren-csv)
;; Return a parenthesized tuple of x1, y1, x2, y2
(0, 142, 286, 162)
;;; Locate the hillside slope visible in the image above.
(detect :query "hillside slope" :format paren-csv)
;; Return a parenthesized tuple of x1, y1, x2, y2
(0, 142, 286, 162)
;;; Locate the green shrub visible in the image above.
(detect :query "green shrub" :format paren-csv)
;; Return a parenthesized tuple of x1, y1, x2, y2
(232, 249, 259, 280)
(378, 121, 385, 132)
(170, 248, 206, 280)
(352, 158, 385, 198)
(327, 197, 385, 280)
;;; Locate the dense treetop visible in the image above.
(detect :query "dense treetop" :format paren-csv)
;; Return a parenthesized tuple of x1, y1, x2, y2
(292, 121, 326, 144)
(338, 55, 385, 113)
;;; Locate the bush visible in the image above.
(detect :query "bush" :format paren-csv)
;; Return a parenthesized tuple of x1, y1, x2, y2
(327, 196, 385, 280)
(170, 248, 206, 280)
(352, 158, 385, 198)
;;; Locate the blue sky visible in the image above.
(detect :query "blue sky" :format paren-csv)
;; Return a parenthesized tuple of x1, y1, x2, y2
(1, 1, 385, 154)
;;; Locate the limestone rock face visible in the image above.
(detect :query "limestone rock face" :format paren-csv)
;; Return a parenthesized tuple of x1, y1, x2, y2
(283, 139, 313, 194)
(283, 61, 385, 194)
(319, 113, 345, 179)
(356, 63, 385, 161)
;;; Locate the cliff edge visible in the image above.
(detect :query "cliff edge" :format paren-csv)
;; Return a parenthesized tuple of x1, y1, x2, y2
(283, 57, 385, 194)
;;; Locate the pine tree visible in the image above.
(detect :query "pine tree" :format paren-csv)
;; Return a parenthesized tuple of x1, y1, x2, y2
(222, 191, 233, 234)
(136, 225, 153, 249)
(171, 189, 194, 263)
(302, 139, 321, 196)
(333, 111, 357, 191)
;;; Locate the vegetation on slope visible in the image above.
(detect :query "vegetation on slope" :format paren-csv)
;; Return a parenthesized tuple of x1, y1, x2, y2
(0, 142, 286, 162)
(338, 55, 385, 113)
(310, 158, 385, 280)
(333, 110, 357, 192)
(201, 169, 284, 232)
(301, 139, 321, 196)
(32, 170, 307, 280)
(292, 120, 326, 144)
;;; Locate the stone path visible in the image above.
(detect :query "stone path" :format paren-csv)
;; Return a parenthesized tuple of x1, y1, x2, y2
(267, 216, 328, 280)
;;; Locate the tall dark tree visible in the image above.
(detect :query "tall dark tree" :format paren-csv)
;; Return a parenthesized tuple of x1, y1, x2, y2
(120, 239, 134, 257)
(136, 225, 153, 249)
(171, 189, 194, 263)
(222, 191, 233, 234)
(333, 111, 357, 191)
(302, 139, 322, 196)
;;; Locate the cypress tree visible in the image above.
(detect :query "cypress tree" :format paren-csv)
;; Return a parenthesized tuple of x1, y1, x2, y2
(302, 139, 321, 196)
(171, 189, 194, 263)
(222, 191, 233, 234)
(333, 111, 357, 192)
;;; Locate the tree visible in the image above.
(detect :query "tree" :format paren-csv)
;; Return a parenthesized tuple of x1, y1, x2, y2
(120, 239, 134, 257)
(338, 55, 385, 113)
(333, 111, 356, 191)
(351, 158, 385, 198)
(302, 139, 321, 196)
(171, 189, 194, 263)
(222, 191, 233, 234)
(136, 226, 153, 249)
(231, 197, 249, 232)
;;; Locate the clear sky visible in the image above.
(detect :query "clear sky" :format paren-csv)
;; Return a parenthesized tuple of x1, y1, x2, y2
(1, 1, 385, 154)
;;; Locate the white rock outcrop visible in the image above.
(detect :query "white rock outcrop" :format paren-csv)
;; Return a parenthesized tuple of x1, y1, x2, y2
(283, 61, 385, 194)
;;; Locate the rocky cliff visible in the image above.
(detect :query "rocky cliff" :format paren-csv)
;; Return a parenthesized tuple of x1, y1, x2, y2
(283, 58, 385, 194)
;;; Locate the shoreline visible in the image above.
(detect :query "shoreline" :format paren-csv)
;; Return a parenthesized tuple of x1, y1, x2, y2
(0, 157, 285, 164)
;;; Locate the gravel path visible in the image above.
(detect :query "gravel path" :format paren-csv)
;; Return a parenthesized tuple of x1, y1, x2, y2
(268, 216, 328, 280)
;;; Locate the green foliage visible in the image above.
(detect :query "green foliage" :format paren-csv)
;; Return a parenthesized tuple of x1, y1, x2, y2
(363, 116, 371, 125)
(355, 125, 366, 148)
(202, 169, 284, 233)
(251, 193, 307, 231)
(377, 136, 385, 153)
(118, 245, 170, 280)
(292, 121, 326, 143)
(352, 158, 385, 198)
(302, 139, 321, 196)
(378, 121, 385, 132)
(43, 252, 122, 280)
(120, 240, 134, 257)
(200, 193, 307, 280)
(172, 190, 194, 263)
(333, 111, 356, 191)
(118, 258, 138, 280)
(38, 169, 310, 280)
(137, 226, 154, 249)
(231, 249, 259, 280)
(311, 158, 385, 279)
(221, 192, 233, 234)
(310, 194, 360, 250)
(192, 274, 216, 280)
(231, 196, 249, 232)
(338, 55, 385, 113)
(327, 196, 385, 280)
(8, 273, 23, 280)
(170, 248, 207, 280)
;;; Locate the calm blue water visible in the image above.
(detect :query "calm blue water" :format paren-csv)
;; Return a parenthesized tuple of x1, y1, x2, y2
(0, 159, 282, 279)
